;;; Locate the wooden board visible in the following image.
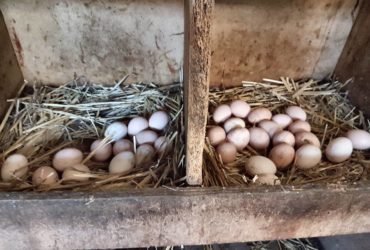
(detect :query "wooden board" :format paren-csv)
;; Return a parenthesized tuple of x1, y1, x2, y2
(335, 0, 370, 117)
(0, 184, 369, 249)
(210, 0, 360, 86)
(0, 0, 184, 85)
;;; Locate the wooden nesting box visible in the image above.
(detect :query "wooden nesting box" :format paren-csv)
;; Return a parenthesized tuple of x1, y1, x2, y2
(0, 0, 369, 249)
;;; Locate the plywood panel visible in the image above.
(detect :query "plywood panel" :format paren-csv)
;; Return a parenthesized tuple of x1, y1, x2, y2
(211, 0, 359, 86)
(0, 0, 184, 85)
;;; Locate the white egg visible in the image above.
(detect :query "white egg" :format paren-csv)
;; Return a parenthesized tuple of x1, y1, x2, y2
(128, 117, 149, 135)
(325, 137, 353, 163)
(247, 108, 272, 124)
(154, 136, 170, 155)
(227, 128, 250, 150)
(90, 139, 112, 162)
(109, 151, 135, 174)
(295, 144, 322, 169)
(52, 148, 83, 172)
(223, 117, 246, 133)
(269, 143, 295, 170)
(295, 132, 320, 148)
(346, 129, 370, 150)
(213, 104, 232, 124)
(136, 144, 155, 168)
(207, 126, 226, 146)
(105, 122, 128, 141)
(149, 111, 169, 131)
(230, 100, 251, 118)
(113, 139, 134, 155)
(258, 120, 282, 137)
(62, 164, 90, 182)
(135, 130, 158, 145)
(272, 114, 292, 129)
(286, 106, 307, 121)
(254, 174, 281, 185)
(32, 166, 59, 186)
(245, 156, 277, 176)
(248, 127, 270, 150)
(1, 154, 29, 181)
(288, 120, 311, 134)
(216, 142, 237, 163)
(273, 131, 295, 146)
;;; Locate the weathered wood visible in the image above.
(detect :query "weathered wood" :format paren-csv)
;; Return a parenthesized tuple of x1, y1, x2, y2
(0, 10, 23, 119)
(210, 0, 359, 86)
(335, 0, 370, 117)
(184, 0, 214, 185)
(0, 184, 369, 249)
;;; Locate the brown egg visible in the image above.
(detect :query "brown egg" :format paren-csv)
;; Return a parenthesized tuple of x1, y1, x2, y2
(286, 106, 307, 121)
(135, 130, 158, 145)
(113, 139, 134, 155)
(249, 127, 270, 150)
(216, 142, 237, 164)
(245, 156, 277, 176)
(288, 120, 311, 134)
(247, 108, 272, 124)
(325, 137, 353, 163)
(254, 174, 281, 185)
(258, 120, 282, 138)
(227, 128, 250, 150)
(207, 126, 226, 146)
(223, 117, 246, 133)
(154, 136, 170, 155)
(272, 114, 292, 129)
(213, 104, 232, 124)
(269, 143, 295, 170)
(109, 151, 135, 174)
(295, 145, 322, 169)
(1, 154, 29, 181)
(135, 144, 155, 168)
(273, 131, 295, 146)
(230, 100, 251, 118)
(62, 164, 90, 182)
(90, 139, 113, 162)
(32, 166, 59, 186)
(295, 132, 320, 148)
(52, 148, 83, 172)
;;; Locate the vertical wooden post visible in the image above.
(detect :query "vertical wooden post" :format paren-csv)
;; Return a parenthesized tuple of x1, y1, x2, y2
(184, 0, 214, 185)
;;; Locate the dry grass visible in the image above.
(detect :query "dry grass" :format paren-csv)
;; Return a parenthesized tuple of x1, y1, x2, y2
(203, 78, 370, 187)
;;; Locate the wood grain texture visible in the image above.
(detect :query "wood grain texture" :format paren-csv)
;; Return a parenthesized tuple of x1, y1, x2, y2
(0, 11, 23, 119)
(335, 0, 370, 116)
(210, 0, 359, 86)
(0, 184, 369, 249)
(184, 0, 214, 185)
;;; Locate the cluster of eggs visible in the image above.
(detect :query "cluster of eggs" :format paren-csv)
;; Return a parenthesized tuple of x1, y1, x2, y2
(208, 100, 370, 184)
(1, 111, 170, 186)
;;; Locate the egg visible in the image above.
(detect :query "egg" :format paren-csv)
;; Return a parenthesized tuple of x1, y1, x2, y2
(269, 143, 295, 170)
(62, 164, 90, 182)
(227, 128, 250, 150)
(346, 129, 370, 150)
(52, 148, 83, 172)
(32, 166, 59, 186)
(223, 117, 246, 133)
(149, 111, 169, 131)
(295, 144, 322, 169)
(216, 142, 237, 163)
(113, 139, 134, 155)
(258, 120, 282, 138)
(207, 126, 226, 146)
(254, 174, 281, 185)
(273, 131, 295, 146)
(135, 130, 158, 145)
(1, 154, 29, 181)
(154, 136, 170, 155)
(288, 120, 311, 134)
(248, 127, 270, 150)
(247, 108, 272, 124)
(325, 137, 353, 163)
(136, 144, 155, 168)
(109, 151, 135, 174)
(272, 114, 292, 129)
(104, 122, 128, 141)
(295, 132, 320, 148)
(90, 139, 112, 162)
(245, 156, 277, 176)
(128, 117, 149, 135)
(230, 100, 251, 118)
(286, 106, 307, 121)
(213, 104, 232, 124)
